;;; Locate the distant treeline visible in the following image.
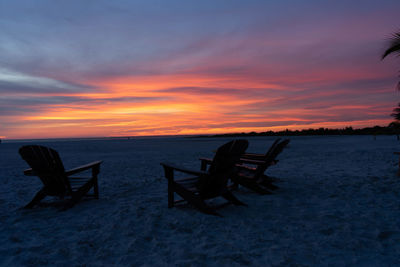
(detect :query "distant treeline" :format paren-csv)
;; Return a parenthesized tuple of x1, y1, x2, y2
(196, 125, 400, 138)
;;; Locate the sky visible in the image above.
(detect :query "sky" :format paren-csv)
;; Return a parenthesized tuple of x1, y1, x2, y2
(1, 0, 400, 139)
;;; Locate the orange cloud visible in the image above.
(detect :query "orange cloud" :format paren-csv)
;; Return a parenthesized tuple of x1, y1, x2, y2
(2, 68, 394, 139)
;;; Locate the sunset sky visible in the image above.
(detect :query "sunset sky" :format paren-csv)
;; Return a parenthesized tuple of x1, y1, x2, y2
(1, 0, 400, 139)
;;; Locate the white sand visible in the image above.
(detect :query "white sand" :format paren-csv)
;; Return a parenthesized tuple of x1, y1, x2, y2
(1, 135, 399, 266)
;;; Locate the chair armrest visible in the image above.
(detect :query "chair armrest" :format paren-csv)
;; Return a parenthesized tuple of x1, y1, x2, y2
(239, 158, 278, 166)
(242, 153, 265, 158)
(236, 164, 256, 172)
(199, 157, 213, 171)
(199, 157, 213, 164)
(239, 158, 267, 165)
(24, 168, 35, 176)
(161, 162, 208, 176)
(241, 153, 266, 160)
(65, 160, 103, 176)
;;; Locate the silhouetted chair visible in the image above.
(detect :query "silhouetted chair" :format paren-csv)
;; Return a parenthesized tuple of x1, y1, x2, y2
(199, 139, 290, 194)
(19, 145, 102, 209)
(233, 139, 290, 194)
(161, 139, 249, 216)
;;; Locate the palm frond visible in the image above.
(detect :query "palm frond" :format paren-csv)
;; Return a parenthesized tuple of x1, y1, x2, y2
(382, 32, 400, 59)
(391, 102, 400, 121)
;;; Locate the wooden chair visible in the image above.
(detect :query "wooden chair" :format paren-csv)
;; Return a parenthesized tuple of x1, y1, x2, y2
(199, 139, 290, 194)
(234, 139, 290, 194)
(161, 139, 249, 216)
(19, 145, 102, 210)
(240, 138, 282, 162)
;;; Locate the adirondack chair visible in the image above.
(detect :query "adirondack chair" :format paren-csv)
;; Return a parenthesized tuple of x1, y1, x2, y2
(240, 138, 282, 162)
(199, 138, 290, 194)
(233, 139, 290, 194)
(160, 139, 249, 216)
(19, 145, 102, 209)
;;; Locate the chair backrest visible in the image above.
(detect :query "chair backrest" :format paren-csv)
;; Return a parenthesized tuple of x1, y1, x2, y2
(263, 138, 281, 158)
(19, 145, 71, 196)
(254, 139, 290, 176)
(199, 139, 249, 198)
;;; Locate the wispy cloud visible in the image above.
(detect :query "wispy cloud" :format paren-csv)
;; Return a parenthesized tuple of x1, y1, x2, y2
(0, 0, 399, 138)
(0, 68, 93, 94)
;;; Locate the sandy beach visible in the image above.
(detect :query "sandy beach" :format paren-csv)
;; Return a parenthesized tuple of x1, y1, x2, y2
(0, 135, 399, 265)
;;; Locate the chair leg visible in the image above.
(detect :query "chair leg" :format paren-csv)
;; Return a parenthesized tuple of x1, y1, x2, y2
(221, 191, 247, 206)
(63, 180, 95, 210)
(173, 183, 221, 216)
(92, 165, 100, 199)
(259, 180, 279, 191)
(232, 177, 272, 195)
(230, 182, 239, 190)
(168, 182, 174, 208)
(93, 176, 99, 199)
(24, 188, 47, 209)
(190, 197, 221, 216)
(259, 175, 279, 190)
(164, 167, 175, 208)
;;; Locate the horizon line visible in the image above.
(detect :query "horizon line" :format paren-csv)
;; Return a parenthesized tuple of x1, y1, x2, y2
(1, 123, 395, 141)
